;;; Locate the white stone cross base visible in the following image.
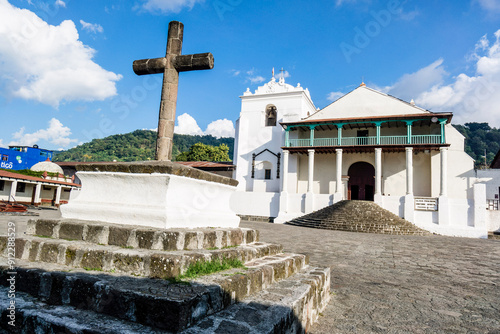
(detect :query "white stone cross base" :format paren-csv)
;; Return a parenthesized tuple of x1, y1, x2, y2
(61, 171, 240, 229)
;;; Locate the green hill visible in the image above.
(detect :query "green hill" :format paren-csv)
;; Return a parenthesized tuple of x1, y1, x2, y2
(453, 123, 500, 168)
(53, 130, 234, 162)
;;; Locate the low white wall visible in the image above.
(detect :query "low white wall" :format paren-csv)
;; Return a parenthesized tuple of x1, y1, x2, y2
(288, 193, 305, 214)
(487, 211, 500, 232)
(313, 194, 333, 211)
(230, 191, 280, 218)
(449, 199, 474, 227)
(382, 195, 404, 217)
(414, 210, 438, 225)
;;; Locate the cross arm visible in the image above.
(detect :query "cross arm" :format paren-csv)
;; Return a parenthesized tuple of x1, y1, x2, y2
(133, 58, 167, 75)
(133, 53, 214, 76)
(174, 53, 214, 72)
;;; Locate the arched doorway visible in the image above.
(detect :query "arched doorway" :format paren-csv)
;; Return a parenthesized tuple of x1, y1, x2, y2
(348, 162, 375, 201)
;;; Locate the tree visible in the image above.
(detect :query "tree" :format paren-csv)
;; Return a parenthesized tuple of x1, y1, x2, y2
(175, 143, 231, 162)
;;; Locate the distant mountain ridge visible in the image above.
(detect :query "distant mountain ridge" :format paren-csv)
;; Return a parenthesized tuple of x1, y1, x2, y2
(53, 130, 234, 162)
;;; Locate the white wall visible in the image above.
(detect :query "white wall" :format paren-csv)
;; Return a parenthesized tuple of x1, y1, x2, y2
(476, 169, 500, 199)
(230, 191, 280, 218)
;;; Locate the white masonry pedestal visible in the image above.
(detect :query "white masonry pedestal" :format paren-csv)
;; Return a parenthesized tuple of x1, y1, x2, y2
(61, 162, 240, 229)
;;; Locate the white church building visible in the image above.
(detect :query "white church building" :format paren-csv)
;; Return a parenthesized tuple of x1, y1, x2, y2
(231, 74, 500, 238)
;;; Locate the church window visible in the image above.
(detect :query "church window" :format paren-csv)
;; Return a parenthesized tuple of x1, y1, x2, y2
(265, 169, 272, 180)
(16, 182, 26, 193)
(1, 155, 8, 161)
(265, 105, 277, 127)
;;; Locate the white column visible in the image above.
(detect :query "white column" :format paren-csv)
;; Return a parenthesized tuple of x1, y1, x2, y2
(282, 151, 289, 192)
(9, 180, 17, 202)
(404, 147, 415, 223)
(34, 183, 42, 205)
(55, 186, 62, 206)
(335, 149, 342, 193)
(440, 147, 448, 197)
(334, 149, 343, 202)
(307, 149, 315, 193)
(375, 148, 382, 195)
(374, 148, 383, 204)
(305, 149, 315, 213)
(406, 147, 413, 195)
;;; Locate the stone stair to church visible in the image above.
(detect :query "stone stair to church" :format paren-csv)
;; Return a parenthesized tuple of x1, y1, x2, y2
(0, 219, 330, 333)
(286, 200, 432, 236)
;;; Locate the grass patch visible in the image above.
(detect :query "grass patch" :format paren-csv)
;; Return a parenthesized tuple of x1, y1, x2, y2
(182, 257, 245, 280)
(222, 271, 247, 277)
(35, 235, 52, 239)
(83, 267, 103, 272)
(207, 245, 239, 250)
(121, 246, 134, 249)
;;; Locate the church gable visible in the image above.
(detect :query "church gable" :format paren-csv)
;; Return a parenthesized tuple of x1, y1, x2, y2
(307, 86, 429, 121)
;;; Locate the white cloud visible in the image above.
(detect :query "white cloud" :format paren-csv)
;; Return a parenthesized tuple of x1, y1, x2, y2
(9, 118, 77, 148)
(395, 8, 420, 21)
(0, 139, 4, 147)
(248, 76, 266, 84)
(335, 0, 357, 7)
(383, 30, 500, 127)
(80, 20, 103, 34)
(55, 0, 65, 8)
(231, 69, 241, 76)
(277, 70, 291, 79)
(327, 91, 344, 102)
(0, 1, 121, 108)
(174, 113, 204, 136)
(139, 0, 204, 13)
(174, 113, 235, 138)
(205, 119, 235, 138)
(476, 0, 500, 12)
(384, 59, 447, 101)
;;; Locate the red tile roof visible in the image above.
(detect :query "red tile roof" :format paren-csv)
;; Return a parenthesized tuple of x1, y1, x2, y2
(56, 161, 235, 169)
(0, 170, 80, 187)
(176, 161, 235, 169)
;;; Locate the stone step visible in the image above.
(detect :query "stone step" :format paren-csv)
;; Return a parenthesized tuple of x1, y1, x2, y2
(287, 220, 430, 235)
(294, 218, 418, 228)
(0, 236, 283, 279)
(286, 200, 431, 236)
(0, 286, 164, 334)
(0, 266, 330, 333)
(488, 232, 500, 240)
(0, 252, 308, 332)
(27, 219, 259, 251)
(291, 221, 424, 231)
(185, 266, 331, 334)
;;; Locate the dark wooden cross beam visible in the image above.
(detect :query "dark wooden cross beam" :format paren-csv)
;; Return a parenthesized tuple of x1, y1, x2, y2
(133, 21, 214, 161)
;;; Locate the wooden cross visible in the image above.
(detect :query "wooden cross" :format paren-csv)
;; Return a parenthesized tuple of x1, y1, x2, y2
(133, 21, 214, 161)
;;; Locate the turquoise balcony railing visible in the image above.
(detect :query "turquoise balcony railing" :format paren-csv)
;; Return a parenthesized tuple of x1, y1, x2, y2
(287, 135, 442, 147)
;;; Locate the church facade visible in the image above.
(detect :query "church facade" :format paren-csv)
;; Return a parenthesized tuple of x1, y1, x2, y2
(231, 75, 500, 238)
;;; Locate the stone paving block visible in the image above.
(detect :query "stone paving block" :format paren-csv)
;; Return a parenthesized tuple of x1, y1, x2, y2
(86, 225, 109, 244)
(108, 226, 132, 247)
(58, 222, 85, 241)
(31, 219, 59, 238)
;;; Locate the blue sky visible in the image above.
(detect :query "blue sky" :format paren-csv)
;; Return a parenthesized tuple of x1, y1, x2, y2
(1, 0, 500, 150)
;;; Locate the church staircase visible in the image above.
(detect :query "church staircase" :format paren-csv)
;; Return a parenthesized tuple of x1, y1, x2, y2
(286, 200, 432, 236)
(0, 219, 330, 333)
